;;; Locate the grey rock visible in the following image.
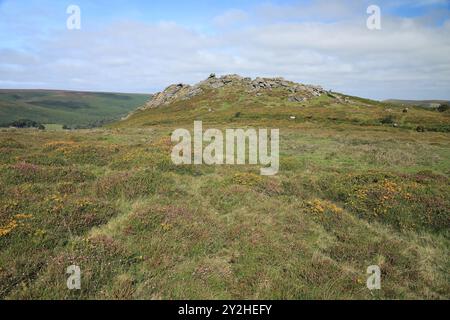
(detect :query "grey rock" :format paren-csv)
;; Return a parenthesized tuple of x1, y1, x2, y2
(288, 95, 306, 102)
(138, 74, 327, 111)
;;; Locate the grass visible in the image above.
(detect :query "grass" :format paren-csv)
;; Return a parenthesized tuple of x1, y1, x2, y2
(0, 83, 449, 299)
(43, 124, 64, 131)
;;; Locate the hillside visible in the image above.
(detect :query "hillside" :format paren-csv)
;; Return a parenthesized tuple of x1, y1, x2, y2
(0, 89, 150, 127)
(116, 74, 450, 132)
(384, 99, 450, 109)
(0, 75, 449, 299)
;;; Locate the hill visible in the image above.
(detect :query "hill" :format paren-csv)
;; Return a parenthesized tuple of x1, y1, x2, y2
(384, 99, 450, 109)
(0, 75, 449, 299)
(116, 74, 449, 132)
(0, 89, 150, 128)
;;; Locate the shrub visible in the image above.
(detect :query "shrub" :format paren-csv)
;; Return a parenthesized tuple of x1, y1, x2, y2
(437, 103, 449, 112)
(8, 119, 42, 129)
(416, 126, 425, 132)
(380, 115, 395, 124)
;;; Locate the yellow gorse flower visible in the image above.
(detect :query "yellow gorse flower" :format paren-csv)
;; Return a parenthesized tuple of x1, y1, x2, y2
(14, 214, 33, 219)
(307, 199, 343, 215)
(0, 220, 19, 237)
(161, 222, 172, 231)
(232, 172, 263, 186)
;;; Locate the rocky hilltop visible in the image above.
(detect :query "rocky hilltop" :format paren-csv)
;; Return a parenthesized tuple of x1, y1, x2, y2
(140, 74, 329, 111)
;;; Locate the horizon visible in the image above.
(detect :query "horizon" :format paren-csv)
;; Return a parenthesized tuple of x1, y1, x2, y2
(1, 0, 450, 100)
(1, 74, 450, 102)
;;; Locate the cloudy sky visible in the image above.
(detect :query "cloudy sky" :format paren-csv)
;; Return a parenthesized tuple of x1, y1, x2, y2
(0, 0, 449, 100)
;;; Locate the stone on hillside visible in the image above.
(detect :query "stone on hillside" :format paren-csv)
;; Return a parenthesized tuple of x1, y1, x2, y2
(138, 74, 327, 111)
(185, 87, 203, 99)
(288, 95, 306, 102)
(210, 82, 224, 89)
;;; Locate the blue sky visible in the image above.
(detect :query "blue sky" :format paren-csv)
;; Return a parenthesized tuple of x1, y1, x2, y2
(1, 0, 449, 100)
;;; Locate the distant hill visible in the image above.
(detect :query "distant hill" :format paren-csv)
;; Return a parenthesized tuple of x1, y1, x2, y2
(0, 89, 150, 127)
(384, 99, 450, 109)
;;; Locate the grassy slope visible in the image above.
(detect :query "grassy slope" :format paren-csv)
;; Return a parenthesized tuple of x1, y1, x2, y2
(0, 83, 449, 299)
(116, 86, 450, 132)
(0, 89, 150, 126)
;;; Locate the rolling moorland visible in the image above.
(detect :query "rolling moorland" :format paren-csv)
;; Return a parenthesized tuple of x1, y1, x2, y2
(384, 99, 450, 109)
(0, 74, 449, 299)
(0, 89, 150, 128)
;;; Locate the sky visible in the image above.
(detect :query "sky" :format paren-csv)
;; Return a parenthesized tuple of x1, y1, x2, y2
(0, 0, 449, 100)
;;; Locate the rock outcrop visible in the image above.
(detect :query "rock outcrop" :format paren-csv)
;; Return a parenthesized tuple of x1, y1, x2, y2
(143, 83, 203, 109)
(139, 74, 327, 111)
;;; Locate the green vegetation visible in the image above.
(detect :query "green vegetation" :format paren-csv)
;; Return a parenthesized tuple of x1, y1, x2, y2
(7, 119, 44, 130)
(43, 124, 65, 131)
(0, 89, 150, 128)
(385, 99, 450, 109)
(0, 82, 449, 299)
(438, 103, 450, 113)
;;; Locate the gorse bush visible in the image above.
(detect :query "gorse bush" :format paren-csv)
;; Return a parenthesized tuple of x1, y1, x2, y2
(317, 171, 450, 233)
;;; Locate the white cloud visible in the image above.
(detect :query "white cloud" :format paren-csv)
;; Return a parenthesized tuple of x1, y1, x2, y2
(256, 0, 365, 22)
(390, 0, 449, 7)
(213, 9, 248, 28)
(0, 1, 449, 100)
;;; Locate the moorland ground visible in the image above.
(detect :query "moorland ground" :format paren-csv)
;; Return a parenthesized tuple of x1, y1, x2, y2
(0, 84, 449, 299)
